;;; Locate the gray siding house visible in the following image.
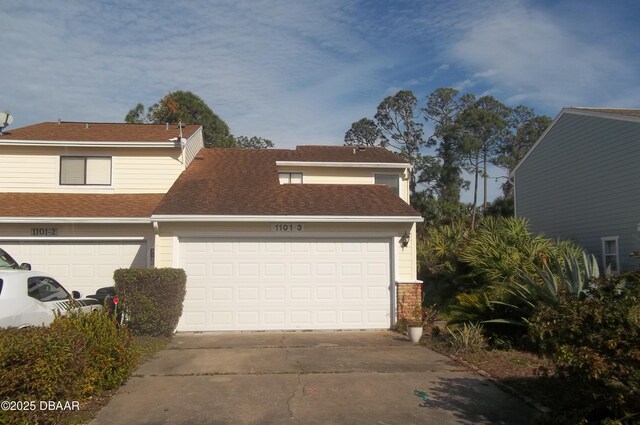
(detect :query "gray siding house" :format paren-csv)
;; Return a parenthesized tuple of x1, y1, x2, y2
(512, 107, 640, 273)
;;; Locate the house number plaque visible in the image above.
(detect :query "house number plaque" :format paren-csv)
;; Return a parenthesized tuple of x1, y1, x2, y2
(271, 223, 305, 232)
(31, 227, 58, 236)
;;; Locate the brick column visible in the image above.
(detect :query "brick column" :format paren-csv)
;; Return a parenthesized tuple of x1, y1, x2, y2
(396, 281, 422, 322)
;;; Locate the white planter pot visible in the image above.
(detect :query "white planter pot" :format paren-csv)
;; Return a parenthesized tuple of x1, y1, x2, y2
(408, 326, 423, 343)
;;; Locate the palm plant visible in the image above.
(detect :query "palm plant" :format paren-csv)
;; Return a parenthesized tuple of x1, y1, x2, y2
(484, 251, 601, 327)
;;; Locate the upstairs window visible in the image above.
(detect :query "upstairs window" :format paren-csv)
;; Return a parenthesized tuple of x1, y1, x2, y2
(601, 236, 620, 275)
(374, 174, 399, 196)
(279, 172, 303, 184)
(60, 156, 111, 185)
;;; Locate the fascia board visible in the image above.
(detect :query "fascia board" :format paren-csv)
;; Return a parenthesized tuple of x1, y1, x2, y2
(0, 140, 180, 148)
(0, 236, 146, 241)
(276, 161, 412, 169)
(0, 217, 151, 224)
(151, 215, 424, 223)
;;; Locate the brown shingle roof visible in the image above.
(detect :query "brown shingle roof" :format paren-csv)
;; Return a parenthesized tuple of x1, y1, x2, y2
(0, 122, 201, 142)
(154, 148, 420, 217)
(0, 193, 164, 218)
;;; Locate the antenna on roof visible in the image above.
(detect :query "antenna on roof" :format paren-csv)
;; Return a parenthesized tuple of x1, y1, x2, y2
(0, 112, 13, 135)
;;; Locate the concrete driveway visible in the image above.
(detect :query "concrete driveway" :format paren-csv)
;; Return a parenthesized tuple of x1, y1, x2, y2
(92, 331, 536, 424)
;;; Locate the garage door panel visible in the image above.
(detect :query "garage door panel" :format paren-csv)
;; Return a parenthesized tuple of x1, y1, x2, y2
(265, 287, 285, 301)
(178, 238, 391, 331)
(1, 241, 147, 296)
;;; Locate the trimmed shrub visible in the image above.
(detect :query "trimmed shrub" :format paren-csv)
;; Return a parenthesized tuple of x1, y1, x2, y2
(530, 273, 640, 422)
(0, 310, 138, 424)
(51, 310, 139, 394)
(114, 268, 186, 336)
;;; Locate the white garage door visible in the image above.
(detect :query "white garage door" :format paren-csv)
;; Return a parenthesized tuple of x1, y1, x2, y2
(0, 241, 147, 296)
(178, 238, 392, 331)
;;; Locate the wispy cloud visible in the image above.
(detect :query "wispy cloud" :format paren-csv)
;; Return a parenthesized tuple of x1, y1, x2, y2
(442, 0, 640, 110)
(1, 0, 639, 150)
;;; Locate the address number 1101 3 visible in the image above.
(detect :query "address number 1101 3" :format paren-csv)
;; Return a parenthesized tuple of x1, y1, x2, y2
(271, 224, 305, 232)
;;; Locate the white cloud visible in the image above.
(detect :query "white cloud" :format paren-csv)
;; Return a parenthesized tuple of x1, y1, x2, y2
(1, 0, 639, 155)
(445, 1, 639, 110)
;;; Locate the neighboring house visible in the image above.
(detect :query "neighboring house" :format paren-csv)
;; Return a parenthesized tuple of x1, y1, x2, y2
(512, 107, 640, 274)
(0, 122, 423, 331)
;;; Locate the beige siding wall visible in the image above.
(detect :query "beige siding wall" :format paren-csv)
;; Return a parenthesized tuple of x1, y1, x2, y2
(278, 166, 411, 204)
(154, 221, 418, 282)
(0, 146, 184, 193)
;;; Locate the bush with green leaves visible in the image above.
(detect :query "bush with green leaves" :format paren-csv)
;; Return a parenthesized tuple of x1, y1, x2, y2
(424, 217, 583, 333)
(52, 310, 139, 394)
(0, 310, 138, 424)
(529, 273, 640, 423)
(114, 268, 187, 336)
(458, 216, 584, 288)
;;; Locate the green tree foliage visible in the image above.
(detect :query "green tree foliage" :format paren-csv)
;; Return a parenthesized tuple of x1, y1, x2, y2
(125, 91, 233, 147)
(457, 96, 510, 226)
(422, 88, 475, 205)
(530, 275, 640, 423)
(374, 90, 428, 195)
(345, 90, 436, 214)
(233, 135, 274, 149)
(344, 118, 382, 146)
(483, 196, 514, 217)
(345, 87, 549, 223)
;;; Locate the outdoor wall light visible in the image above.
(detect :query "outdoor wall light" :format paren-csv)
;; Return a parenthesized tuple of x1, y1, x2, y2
(400, 230, 410, 248)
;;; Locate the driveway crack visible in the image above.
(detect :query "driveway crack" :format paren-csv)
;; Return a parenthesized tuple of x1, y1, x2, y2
(283, 333, 305, 419)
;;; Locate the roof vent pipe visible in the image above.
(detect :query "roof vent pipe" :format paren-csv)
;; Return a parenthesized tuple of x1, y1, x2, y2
(85, 123, 89, 129)
(57, 118, 61, 124)
(166, 122, 169, 130)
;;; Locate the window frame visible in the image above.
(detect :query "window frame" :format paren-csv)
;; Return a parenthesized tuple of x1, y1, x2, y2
(601, 236, 620, 275)
(59, 156, 112, 186)
(373, 173, 400, 196)
(278, 172, 303, 184)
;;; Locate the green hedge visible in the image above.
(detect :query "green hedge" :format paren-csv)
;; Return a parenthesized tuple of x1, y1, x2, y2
(114, 268, 186, 336)
(0, 311, 138, 424)
(530, 273, 640, 423)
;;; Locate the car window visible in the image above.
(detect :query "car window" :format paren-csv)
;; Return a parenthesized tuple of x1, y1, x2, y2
(0, 249, 19, 269)
(27, 277, 70, 302)
(0, 278, 3, 296)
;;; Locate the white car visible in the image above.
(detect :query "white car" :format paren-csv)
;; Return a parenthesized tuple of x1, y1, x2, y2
(0, 270, 102, 328)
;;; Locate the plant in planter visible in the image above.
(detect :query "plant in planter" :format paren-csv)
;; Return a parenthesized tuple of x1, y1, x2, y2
(404, 303, 439, 342)
(406, 304, 425, 343)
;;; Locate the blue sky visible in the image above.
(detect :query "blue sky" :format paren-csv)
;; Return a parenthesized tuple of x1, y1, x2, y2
(2, 0, 639, 201)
